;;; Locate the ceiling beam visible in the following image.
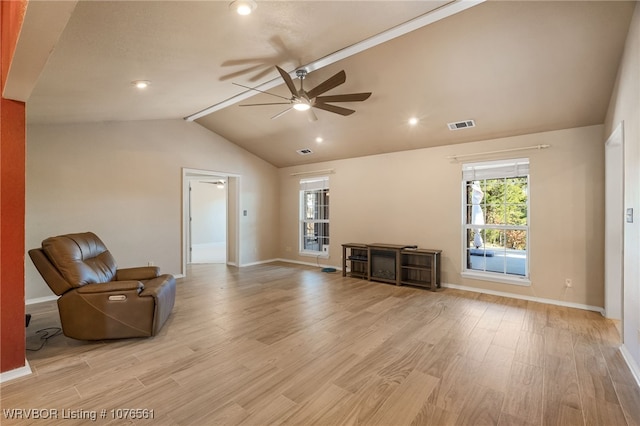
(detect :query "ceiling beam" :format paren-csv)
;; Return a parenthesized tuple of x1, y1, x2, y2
(185, 0, 485, 122)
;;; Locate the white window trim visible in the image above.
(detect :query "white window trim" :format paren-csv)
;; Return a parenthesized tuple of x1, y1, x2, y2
(461, 271, 532, 286)
(299, 177, 330, 258)
(299, 250, 329, 259)
(461, 159, 530, 285)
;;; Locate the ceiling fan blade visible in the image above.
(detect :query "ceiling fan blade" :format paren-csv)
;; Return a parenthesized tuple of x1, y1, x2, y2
(313, 102, 355, 116)
(276, 65, 299, 97)
(307, 109, 318, 122)
(306, 70, 346, 99)
(271, 107, 293, 120)
(232, 82, 291, 101)
(315, 92, 372, 103)
(239, 102, 292, 107)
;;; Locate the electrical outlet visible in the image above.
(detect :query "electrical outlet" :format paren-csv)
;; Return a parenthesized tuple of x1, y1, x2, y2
(285, 246, 291, 252)
(565, 278, 572, 288)
(148, 261, 154, 267)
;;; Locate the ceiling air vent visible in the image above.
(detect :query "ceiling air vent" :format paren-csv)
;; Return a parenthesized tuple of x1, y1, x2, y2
(297, 148, 314, 155)
(447, 119, 476, 131)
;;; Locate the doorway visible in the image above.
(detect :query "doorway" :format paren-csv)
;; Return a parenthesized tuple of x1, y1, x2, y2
(190, 179, 227, 264)
(605, 122, 624, 322)
(182, 168, 240, 275)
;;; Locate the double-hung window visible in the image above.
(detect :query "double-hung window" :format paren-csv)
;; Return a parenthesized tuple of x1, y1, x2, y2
(300, 177, 329, 257)
(462, 158, 530, 285)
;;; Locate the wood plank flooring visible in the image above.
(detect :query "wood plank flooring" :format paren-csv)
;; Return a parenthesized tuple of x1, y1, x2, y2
(3, 262, 640, 425)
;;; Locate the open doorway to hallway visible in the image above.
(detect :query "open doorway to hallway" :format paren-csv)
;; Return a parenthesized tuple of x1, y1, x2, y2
(190, 179, 227, 264)
(182, 168, 240, 276)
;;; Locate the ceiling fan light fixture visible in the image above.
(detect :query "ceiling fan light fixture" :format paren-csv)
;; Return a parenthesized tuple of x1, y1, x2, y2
(230, 0, 256, 15)
(293, 101, 311, 111)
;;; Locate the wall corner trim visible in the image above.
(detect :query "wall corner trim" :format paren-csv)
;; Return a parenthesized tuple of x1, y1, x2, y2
(0, 360, 32, 383)
(619, 344, 640, 388)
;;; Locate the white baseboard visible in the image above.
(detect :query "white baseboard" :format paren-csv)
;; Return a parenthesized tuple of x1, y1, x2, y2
(240, 258, 280, 267)
(442, 282, 604, 314)
(0, 360, 32, 383)
(26, 295, 58, 305)
(273, 258, 341, 270)
(238, 258, 342, 270)
(619, 344, 640, 388)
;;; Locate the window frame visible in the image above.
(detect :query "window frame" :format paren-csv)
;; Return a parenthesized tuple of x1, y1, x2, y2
(299, 177, 330, 258)
(460, 158, 531, 286)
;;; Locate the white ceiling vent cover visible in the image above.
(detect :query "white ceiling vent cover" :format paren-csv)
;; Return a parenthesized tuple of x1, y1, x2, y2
(448, 119, 476, 131)
(296, 148, 314, 155)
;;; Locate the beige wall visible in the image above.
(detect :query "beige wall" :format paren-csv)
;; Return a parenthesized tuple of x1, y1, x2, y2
(279, 125, 605, 308)
(26, 119, 279, 300)
(605, 3, 640, 373)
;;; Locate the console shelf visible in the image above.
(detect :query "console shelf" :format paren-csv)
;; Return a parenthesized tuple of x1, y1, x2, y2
(342, 243, 369, 280)
(401, 249, 441, 290)
(342, 243, 441, 291)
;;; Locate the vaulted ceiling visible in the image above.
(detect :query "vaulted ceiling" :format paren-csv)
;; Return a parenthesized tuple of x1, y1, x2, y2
(7, 1, 635, 167)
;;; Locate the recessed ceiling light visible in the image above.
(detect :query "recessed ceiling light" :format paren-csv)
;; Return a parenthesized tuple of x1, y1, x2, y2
(408, 117, 419, 126)
(230, 0, 256, 15)
(132, 80, 151, 89)
(315, 137, 323, 143)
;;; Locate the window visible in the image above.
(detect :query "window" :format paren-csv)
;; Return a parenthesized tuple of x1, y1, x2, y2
(300, 177, 329, 256)
(462, 158, 530, 284)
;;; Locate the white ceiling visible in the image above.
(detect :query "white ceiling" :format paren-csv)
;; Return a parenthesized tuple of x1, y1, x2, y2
(8, 1, 635, 167)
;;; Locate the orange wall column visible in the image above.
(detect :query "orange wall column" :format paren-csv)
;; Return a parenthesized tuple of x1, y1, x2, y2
(0, 0, 27, 373)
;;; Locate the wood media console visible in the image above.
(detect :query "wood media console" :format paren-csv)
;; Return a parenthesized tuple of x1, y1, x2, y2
(342, 243, 441, 291)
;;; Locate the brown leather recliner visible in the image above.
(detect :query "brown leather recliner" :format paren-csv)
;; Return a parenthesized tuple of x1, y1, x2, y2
(29, 232, 176, 340)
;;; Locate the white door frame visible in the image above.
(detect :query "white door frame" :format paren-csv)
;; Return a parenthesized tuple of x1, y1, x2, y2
(182, 168, 240, 276)
(605, 122, 624, 322)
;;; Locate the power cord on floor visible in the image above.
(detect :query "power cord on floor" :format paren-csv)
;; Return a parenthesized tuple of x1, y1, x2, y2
(315, 254, 338, 273)
(26, 327, 62, 351)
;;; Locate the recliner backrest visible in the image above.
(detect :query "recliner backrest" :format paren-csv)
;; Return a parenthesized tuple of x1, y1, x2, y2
(42, 232, 117, 288)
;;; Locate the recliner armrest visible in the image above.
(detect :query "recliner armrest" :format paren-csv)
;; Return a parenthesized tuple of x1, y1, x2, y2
(75, 281, 143, 294)
(116, 266, 160, 281)
(139, 275, 173, 297)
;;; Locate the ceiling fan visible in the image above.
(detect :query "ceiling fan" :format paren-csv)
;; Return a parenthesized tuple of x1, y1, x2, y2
(235, 66, 372, 121)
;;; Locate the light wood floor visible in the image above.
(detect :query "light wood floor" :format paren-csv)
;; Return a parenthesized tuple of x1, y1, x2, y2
(3, 262, 640, 425)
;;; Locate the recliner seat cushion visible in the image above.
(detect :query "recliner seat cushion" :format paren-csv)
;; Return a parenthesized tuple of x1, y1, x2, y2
(42, 232, 117, 287)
